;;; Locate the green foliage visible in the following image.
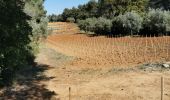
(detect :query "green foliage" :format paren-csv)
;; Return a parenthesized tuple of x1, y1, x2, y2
(62, 0, 98, 22)
(0, 0, 47, 86)
(48, 14, 58, 22)
(24, 0, 48, 54)
(48, 14, 63, 22)
(81, 0, 99, 18)
(166, 12, 170, 34)
(78, 17, 112, 35)
(98, 0, 149, 18)
(62, 7, 79, 22)
(52, 0, 149, 21)
(142, 9, 170, 36)
(0, 0, 33, 86)
(56, 0, 170, 36)
(66, 17, 75, 23)
(95, 17, 112, 34)
(112, 12, 143, 36)
(78, 18, 97, 33)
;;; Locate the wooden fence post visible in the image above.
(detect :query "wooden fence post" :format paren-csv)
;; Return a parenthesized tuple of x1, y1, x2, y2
(69, 87, 71, 100)
(161, 76, 164, 100)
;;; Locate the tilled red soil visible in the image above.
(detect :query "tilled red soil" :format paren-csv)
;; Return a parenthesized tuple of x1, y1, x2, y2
(36, 22, 170, 100)
(47, 22, 170, 68)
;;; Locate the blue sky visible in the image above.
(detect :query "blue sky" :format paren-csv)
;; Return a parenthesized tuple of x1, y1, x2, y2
(44, 0, 91, 15)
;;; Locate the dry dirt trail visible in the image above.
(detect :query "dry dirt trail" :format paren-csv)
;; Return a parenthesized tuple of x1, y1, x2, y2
(36, 22, 170, 100)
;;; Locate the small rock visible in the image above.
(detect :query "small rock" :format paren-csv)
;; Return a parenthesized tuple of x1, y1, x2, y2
(163, 64, 170, 68)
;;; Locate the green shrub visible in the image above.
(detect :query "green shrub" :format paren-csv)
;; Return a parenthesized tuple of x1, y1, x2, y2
(112, 12, 143, 36)
(142, 9, 170, 36)
(77, 19, 85, 30)
(166, 12, 170, 35)
(95, 17, 112, 35)
(66, 17, 75, 23)
(162, 10, 170, 35)
(24, 0, 48, 55)
(77, 17, 112, 35)
(48, 14, 63, 22)
(77, 18, 98, 33)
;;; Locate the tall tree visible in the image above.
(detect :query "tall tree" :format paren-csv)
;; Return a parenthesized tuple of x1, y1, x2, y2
(0, 0, 33, 85)
(0, 0, 47, 86)
(62, 0, 98, 21)
(98, 0, 148, 18)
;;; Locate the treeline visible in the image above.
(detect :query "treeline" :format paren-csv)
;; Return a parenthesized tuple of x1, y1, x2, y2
(48, 0, 170, 36)
(0, 0, 48, 86)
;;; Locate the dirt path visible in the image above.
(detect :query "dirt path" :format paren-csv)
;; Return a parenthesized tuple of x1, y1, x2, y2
(31, 22, 170, 100)
(37, 43, 170, 100)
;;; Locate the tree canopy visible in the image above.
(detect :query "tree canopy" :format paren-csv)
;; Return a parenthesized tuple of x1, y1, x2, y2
(0, 0, 47, 86)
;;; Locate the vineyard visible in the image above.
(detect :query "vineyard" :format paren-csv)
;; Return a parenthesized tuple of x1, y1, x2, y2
(47, 22, 170, 68)
(1, 0, 170, 99)
(39, 22, 170, 100)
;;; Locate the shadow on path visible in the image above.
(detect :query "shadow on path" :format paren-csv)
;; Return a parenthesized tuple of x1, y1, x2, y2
(0, 64, 58, 100)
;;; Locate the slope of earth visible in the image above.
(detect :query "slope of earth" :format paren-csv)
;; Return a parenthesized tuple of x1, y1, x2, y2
(34, 22, 170, 100)
(47, 22, 170, 68)
(38, 41, 170, 100)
